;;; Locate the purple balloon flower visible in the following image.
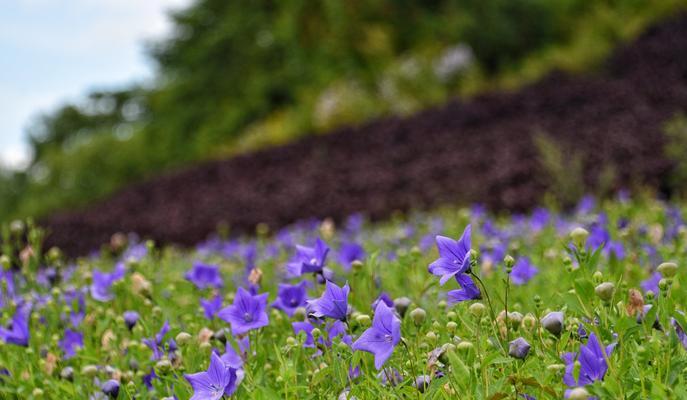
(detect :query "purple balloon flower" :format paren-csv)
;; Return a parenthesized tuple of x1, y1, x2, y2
(352, 301, 401, 370)
(123, 311, 140, 330)
(428, 225, 472, 285)
(447, 274, 481, 304)
(640, 272, 661, 294)
(510, 257, 539, 285)
(90, 263, 126, 302)
(185, 263, 224, 290)
(338, 242, 365, 270)
(307, 280, 350, 321)
(286, 238, 330, 277)
(143, 320, 170, 360)
(562, 332, 615, 390)
(0, 301, 31, 346)
(271, 282, 308, 317)
(200, 295, 224, 320)
(185, 352, 238, 400)
(59, 329, 84, 359)
(218, 287, 269, 335)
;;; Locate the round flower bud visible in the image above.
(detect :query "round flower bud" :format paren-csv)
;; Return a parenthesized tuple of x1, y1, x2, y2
(438, 300, 447, 309)
(469, 302, 486, 318)
(0, 255, 11, 269)
(311, 328, 322, 340)
(294, 306, 307, 321)
(546, 363, 565, 372)
(507, 311, 523, 329)
(446, 321, 458, 335)
(102, 379, 120, 398)
(567, 387, 590, 400)
(286, 336, 298, 346)
(60, 366, 74, 381)
(504, 255, 515, 273)
(355, 314, 371, 327)
(508, 337, 531, 359)
(82, 365, 98, 377)
(541, 311, 564, 336)
(413, 375, 431, 393)
(410, 308, 426, 326)
(595, 282, 615, 302)
(425, 331, 438, 345)
(393, 297, 412, 317)
(570, 227, 589, 248)
(32, 388, 44, 398)
(659, 279, 669, 292)
(175, 332, 192, 346)
(592, 271, 603, 284)
(456, 341, 473, 352)
(522, 313, 537, 331)
(447, 311, 457, 320)
(155, 359, 172, 375)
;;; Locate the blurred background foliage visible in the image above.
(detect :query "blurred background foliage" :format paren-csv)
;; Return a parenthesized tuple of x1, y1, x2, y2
(1, 0, 684, 222)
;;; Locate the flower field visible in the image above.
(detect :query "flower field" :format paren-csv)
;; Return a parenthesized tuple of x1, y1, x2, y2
(1, 194, 687, 399)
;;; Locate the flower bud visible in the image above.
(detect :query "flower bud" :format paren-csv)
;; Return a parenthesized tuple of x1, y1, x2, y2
(659, 278, 669, 292)
(567, 387, 590, 400)
(508, 337, 530, 359)
(570, 227, 589, 248)
(541, 311, 564, 336)
(155, 359, 172, 375)
(469, 302, 486, 318)
(507, 311, 523, 330)
(595, 282, 615, 302)
(522, 313, 536, 331)
(504, 255, 515, 273)
(457, 341, 473, 352)
(102, 379, 120, 398)
(60, 366, 74, 381)
(410, 308, 426, 326)
(425, 331, 438, 345)
(294, 306, 307, 321)
(123, 311, 139, 330)
(175, 332, 192, 346)
(82, 365, 98, 377)
(446, 321, 458, 335)
(356, 314, 371, 327)
(311, 328, 322, 340)
(546, 363, 565, 373)
(413, 375, 431, 393)
(592, 271, 603, 284)
(286, 336, 298, 346)
(32, 388, 44, 398)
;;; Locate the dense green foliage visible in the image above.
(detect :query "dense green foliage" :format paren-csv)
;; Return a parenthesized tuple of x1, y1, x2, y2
(1, 196, 687, 398)
(1, 0, 684, 222)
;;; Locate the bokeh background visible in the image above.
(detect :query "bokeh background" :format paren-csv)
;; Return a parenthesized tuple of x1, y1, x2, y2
(2, 0, 687, 254)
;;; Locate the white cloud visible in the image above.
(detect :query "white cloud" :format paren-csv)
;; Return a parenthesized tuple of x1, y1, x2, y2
(0, 0, 193, 169)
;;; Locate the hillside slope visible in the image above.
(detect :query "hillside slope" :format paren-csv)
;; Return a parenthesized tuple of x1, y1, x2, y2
(44, 14, 687, 256)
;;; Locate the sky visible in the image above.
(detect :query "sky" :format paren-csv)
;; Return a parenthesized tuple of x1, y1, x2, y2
(0, 0, 192, 170)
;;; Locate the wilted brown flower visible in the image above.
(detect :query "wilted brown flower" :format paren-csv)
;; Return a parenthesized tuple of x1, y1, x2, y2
(627, 289, 644, 317)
